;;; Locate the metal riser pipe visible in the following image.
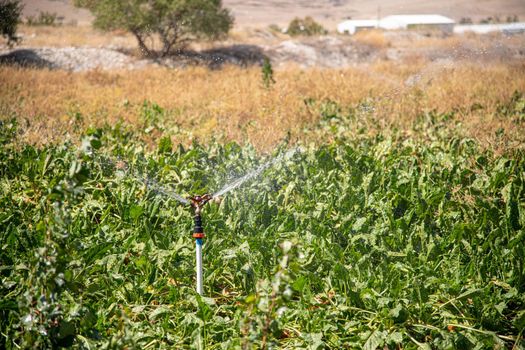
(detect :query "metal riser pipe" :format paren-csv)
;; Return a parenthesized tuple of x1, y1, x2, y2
(190, 194, 211, 296)
(196, 238, 203, 295)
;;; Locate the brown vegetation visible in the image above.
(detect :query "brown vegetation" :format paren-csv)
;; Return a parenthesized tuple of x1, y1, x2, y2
(14, 24, 137, 49)
(1, 60, 524, 152)
(352, 30, 390, 49)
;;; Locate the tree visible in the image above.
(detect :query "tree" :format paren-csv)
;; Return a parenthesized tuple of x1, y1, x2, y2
(0, 0, 23, 46)
(74, 0, 233, 57)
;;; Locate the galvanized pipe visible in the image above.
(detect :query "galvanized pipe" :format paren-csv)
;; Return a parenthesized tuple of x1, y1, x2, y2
(190, 194, 211, 296)
(195, 238, 203, 295)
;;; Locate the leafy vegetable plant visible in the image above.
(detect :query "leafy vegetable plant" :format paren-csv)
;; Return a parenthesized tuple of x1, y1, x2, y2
(1, 105, 524, 349)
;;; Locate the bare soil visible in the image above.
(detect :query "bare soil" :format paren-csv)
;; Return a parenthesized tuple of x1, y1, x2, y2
(2, 31, 524, 71)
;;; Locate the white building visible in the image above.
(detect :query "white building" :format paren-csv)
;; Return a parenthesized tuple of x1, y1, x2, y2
(379, 15, 455, 32)
(338, 14, 456, 35)
(454, 23, 525, 35)
(337, 20, 379, 35)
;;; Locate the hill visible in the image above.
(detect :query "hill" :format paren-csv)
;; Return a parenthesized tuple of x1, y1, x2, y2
(20, 0, 525, 28)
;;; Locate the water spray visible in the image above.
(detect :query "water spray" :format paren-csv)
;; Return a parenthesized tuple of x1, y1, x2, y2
(140, 148, 299, 295)
(189, 194, 212, 295)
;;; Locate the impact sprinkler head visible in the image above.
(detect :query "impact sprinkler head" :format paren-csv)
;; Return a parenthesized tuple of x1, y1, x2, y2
(189, 194, 212, 239)
(189, 194, 212, 214)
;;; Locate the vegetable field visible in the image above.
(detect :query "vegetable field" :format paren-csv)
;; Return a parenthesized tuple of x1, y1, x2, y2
(1, 103, 524, 349)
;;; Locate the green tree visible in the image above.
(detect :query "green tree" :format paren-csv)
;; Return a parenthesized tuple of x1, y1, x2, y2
(74, 0, 233, 57)
(0, 0, 23, 46)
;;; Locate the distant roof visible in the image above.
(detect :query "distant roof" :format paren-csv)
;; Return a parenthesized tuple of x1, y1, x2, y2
(337, 20, 379, 34)
(380, 15, 455, 30)
(337, 14, 456, 34)
(339, 20, 378, 26)
(381, 15, 455, 25)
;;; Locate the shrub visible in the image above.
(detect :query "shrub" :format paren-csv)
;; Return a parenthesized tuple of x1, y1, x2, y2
(480, 16, 501, 24)
(26, 11, 59, 26)
(261, 57, 275, 88)
(0, 0, 23, 46)
(286, 16, 327, 36)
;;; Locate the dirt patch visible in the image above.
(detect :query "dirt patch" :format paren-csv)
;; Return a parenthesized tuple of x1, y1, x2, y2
(1, 32, 524, 71)
(0, 47, 148, 71)
(0, 35, 385, 71)
(266, 36, 381, 68)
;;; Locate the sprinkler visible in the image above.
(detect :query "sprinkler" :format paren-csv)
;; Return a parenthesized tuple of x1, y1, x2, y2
(146, 149, 297, 295)
(189, 194, 212, 295)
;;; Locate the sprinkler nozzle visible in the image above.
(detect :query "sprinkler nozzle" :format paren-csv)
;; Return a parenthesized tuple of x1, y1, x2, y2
(190, 194, 212, 208)
(189, 194, 212, 212)
(189, 194, 212, 237)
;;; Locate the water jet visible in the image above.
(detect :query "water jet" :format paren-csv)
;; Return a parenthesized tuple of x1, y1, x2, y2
(143, 148, 299, 295)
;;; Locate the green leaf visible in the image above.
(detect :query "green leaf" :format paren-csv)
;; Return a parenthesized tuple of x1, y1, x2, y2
(292, 275, 308, 292)
(304, 332, 324, 350)
(364, 329, 387, 350)
(158, 136, 173, 154)
(149, 306, 171, 320)
(58, 320, 76, 339)
(513, 310, 525, 331)
(495, 302, 506, 315)
(390, 304, 409, 324)
(245, 294, 257, 304)
(352, 217, 367, 231)
(387, 331, 403, 344)
(129, 204, 143, 219)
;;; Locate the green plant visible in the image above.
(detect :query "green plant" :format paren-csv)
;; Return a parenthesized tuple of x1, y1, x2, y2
(26, 11, 59, 26)
(1, 103, 524, 348)
(480, 16, 501, 24)
(286, 16, 327, 37)
(0, 0, 23, 46)
(74, 0, 233, 57)
(497, 90, 525, 124)
(261, 57, 275, 89)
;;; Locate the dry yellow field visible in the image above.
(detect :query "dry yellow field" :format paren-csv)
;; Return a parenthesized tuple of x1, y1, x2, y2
(1, 60, 524, 152)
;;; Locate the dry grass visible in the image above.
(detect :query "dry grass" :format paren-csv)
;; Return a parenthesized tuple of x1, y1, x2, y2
(352, 30, 390, 49)
(1, 60, 524, 152)
(12, 25, 288, 52)
(373, 62, 525, 150)
(0, 65, 385, 150)
(10, 25, 285, 56)
(409, 31, 524, 49)
(392, 32, 525, 64)
(13, 25, 137, 49)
